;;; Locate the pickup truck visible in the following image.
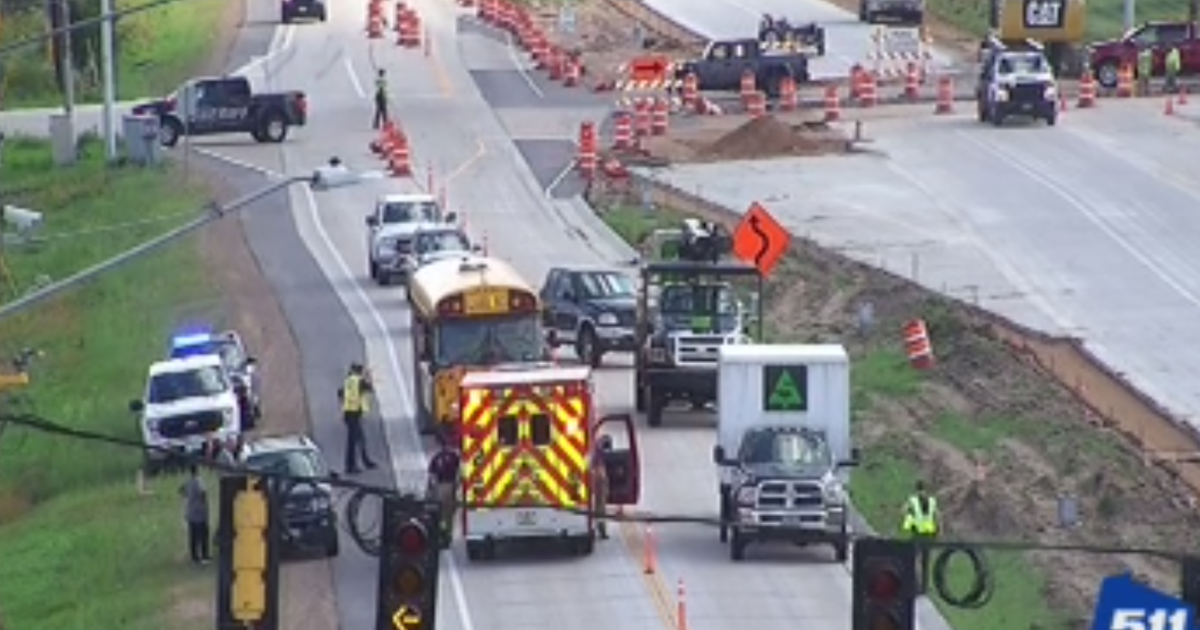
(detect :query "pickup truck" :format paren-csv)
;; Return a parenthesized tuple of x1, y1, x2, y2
(1088, 21, 1200, 88)
(673, 38, 810, 97)
(132, 76, 308, 148)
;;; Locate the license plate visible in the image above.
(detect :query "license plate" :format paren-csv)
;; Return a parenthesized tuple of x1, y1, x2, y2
(516, 510, 537, 526)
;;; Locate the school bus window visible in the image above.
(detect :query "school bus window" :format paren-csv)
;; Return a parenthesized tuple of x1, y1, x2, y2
(498, 415, 519, 446)
(531, 414, 551, 446)
(436, 315, 543, 365)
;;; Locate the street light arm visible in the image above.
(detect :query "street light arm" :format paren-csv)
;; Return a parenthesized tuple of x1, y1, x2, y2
(0, 174, 314, 322)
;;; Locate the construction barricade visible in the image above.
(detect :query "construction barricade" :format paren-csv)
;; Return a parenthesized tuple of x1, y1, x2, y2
(866, 25, 931, 84)
(903, 318, 935, 370)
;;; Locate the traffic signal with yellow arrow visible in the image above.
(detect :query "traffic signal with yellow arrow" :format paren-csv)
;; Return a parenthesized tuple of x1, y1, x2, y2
(376, 497, 442, 630)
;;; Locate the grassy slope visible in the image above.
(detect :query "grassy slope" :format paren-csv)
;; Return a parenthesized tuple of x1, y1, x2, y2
(598, 206, 1063, 630)
(0, 0, 227, 108)
(930, 0, 1188, 40)
(0, 138, 215, 630)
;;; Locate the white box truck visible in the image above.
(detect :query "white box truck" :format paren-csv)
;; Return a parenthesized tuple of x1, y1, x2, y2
(713, 344, 858, 562)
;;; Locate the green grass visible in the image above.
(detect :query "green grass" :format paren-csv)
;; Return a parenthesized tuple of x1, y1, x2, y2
(929, 0, 1189, 40)
(599, 205, 678, 246)
(0, 0, 230, 108)
(0, 475, 212, 630)
(596, 203, 1068, 630)
(0, 137, 215, 629)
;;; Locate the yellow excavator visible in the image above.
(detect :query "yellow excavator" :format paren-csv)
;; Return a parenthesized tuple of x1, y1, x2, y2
(987, 0, 1087, 73)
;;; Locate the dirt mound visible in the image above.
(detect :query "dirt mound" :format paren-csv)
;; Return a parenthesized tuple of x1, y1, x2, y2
(696, 115, 845, 161)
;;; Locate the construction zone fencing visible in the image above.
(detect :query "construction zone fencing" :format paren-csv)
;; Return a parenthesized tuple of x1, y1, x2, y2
(867, 26, 932, 81)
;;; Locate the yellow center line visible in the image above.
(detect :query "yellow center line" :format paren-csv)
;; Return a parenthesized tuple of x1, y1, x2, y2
(619, 518, 678, 630)
(443, 139, 487, 186)
(428, 37, 454, 98)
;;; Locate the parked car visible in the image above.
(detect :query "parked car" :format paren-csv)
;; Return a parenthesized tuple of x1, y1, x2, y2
(241, 434, 339, 558)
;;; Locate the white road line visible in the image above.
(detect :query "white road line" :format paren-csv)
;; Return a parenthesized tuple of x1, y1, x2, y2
(193, 148, 282, 177)
(299, 186, 478, 630)
(343, 55, 367, 99)
(232, 24, 296, 77)
(959, 129, 1200, 309)
(543, 161, 575, 198)
(504, 32, 544, 99)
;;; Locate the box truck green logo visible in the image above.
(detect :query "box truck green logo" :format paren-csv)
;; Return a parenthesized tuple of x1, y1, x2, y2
(762, 364, 808, 411)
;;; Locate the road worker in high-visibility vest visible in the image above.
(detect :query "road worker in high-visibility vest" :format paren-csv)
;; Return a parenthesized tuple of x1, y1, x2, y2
(1137, 47, 1153, 96)
(902, 480, 940, 594)
(338, 363, 377, 475)
(1166, 46, 1183, 94)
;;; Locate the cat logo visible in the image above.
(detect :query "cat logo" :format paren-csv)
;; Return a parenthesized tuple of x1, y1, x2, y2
(1022, 0, 1065, 28)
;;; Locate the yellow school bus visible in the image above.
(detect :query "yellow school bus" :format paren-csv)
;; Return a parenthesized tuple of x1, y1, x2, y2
(407, 255, 545, 435)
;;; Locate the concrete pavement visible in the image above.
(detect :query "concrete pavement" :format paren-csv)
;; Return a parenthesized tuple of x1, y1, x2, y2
(186, 0, 959, 629)
(640, 98, 1200, 427)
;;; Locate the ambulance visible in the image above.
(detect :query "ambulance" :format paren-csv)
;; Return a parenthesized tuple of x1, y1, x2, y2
(458, 364, 640, 560)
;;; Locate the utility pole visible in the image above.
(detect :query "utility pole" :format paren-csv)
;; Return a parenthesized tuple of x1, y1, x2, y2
(100, 0, 117, 161)
(1123, 0, 1135, 31)
(59, 0, 75, 115)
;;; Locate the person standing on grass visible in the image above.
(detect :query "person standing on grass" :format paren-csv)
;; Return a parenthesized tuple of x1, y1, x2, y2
(180, 464, 211, 564)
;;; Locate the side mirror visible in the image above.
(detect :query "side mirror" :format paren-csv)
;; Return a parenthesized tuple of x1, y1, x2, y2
(837, 447, 862, 468)
(445, 212, 458, 223)
(365, 215, 378, 227)
(712, 445, 726, 464)
(129, 399, 145, 413)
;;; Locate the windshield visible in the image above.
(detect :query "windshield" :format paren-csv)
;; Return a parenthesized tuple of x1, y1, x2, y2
(415, 230, 470, 255)
(245, 449, 326, 478)
(579, 272, 635, 299)
(998, 54, 1046, 75)
(380, 200, 439, 224)
(148, 366, 228, 403)
(436, 314, 543, 365)
(739, 429, 832, 468)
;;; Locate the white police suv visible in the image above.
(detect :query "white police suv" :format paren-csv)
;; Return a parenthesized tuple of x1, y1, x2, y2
(130, 354, 243, 475)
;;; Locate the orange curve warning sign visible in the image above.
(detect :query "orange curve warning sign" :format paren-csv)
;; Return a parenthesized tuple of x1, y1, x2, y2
(732, 202, 791, 277)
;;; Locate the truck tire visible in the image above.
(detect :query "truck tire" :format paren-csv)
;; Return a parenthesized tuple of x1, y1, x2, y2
(575, 325, 603, 368)
(730, 529, 747, 561)
(159, 117, 184, 148)
(857, 1, 867, 21)
(1095, 61, 1120, 89)
(646, 387, 665, 427)
(325, 530, 340, 557)
(258, 111, 290, 143)
(834, 539, 849, 562)
(718, 491, 731, 543)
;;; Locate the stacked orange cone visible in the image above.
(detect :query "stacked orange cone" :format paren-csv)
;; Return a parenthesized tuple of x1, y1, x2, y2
(366, 0, 385, 38)
(576, 121, 597, 180)
(388, 129, 412, 177)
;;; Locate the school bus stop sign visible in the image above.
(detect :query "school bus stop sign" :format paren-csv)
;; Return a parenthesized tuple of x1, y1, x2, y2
(732, 202, 791, 277)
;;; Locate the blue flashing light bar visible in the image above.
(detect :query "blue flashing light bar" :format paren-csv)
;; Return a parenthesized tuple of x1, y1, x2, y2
(171, 332, 213, 349)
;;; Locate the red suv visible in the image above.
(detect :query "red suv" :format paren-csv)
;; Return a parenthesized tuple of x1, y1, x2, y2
(1088, 21, 1200, 88)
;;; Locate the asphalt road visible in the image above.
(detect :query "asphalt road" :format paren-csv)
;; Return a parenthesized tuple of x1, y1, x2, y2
(636, 0, 959, 80)
(184, 0, 960, 629)
(641, 98, 1200, 426)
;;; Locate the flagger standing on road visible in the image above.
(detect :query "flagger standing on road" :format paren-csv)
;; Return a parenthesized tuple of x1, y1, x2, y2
(1137, 47, 1153, 96)
(373, 69, 390, 130)
(1166, 45, 1182, 93)
(902, 480, 940, 594)
(338, 362, 378, 475)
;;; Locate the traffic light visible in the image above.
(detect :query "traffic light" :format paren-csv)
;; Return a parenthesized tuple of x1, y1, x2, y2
(376, 497, 441, 630)
(217, 475, 280, 630)
(852, 538, 917, 630)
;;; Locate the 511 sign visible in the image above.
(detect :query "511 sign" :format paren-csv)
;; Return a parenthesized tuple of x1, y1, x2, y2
(1023, 0, 1065, 28)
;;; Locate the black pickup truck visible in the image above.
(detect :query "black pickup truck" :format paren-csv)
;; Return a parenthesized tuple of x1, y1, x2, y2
(673, 38, 810, 97)
(132, 76, 308, 148)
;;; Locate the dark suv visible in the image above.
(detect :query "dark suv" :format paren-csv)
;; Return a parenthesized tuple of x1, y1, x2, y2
(241, 435, 339, 558)
(541, 266, 638, 367)
(976, 38, 1058, 127)
(282, 0, 326, 22)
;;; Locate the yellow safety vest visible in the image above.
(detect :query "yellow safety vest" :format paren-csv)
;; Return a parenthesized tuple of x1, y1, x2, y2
(342, 375, 370, 413)
(1166, 48, 1182, 75)
(903, 495, 938, 536)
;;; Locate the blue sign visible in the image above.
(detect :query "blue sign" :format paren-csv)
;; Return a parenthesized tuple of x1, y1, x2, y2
(1091, 573, 1196, 630)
